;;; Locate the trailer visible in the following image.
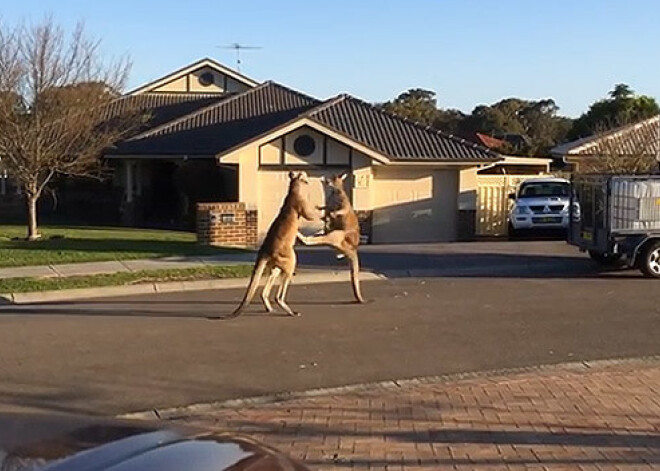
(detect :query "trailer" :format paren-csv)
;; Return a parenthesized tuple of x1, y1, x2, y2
(568, 174, 660, 277)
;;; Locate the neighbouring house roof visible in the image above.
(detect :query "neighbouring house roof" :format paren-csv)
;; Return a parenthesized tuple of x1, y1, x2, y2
(108, 81, 498, 163)
(473, 132, 506, 149)
(125, 58, 259, 95)
(304, 95, 497, 162)
(551, 115, 660, 158)
(109, 82, 320, 156)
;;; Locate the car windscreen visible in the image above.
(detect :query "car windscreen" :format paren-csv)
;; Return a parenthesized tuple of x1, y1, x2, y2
(518, 183, 569, 198)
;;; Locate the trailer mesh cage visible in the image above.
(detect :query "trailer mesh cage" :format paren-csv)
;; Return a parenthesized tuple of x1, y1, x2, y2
(572, 175, 660, 233)
(571, 175, 606, 232)
(610, 177, 660, 231)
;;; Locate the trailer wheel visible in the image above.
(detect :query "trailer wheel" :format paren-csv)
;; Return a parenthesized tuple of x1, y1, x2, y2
(639, 241, 660, 278)
(588, 250, 622, 266)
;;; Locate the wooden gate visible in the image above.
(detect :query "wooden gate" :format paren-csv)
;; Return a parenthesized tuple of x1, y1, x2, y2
(477, 174, 552, 236)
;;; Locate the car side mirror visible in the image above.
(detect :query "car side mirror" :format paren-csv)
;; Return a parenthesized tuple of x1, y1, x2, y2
(508, 193, 516, 200)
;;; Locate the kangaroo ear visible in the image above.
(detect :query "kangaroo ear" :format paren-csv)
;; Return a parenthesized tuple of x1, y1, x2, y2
(288, 171, 295, 179)
(340, 173, 348, 181)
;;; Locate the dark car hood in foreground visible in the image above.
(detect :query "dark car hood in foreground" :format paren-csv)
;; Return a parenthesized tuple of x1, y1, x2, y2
(0, 412, 309, 471)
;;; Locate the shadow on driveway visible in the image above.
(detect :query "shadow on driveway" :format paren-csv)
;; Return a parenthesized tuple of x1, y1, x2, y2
(297, 249, 628, 280)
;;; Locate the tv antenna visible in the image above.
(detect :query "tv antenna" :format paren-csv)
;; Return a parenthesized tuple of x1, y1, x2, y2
(217, 43, 262, 71)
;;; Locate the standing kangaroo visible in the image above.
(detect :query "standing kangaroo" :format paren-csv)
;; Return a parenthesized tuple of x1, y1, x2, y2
(214, 171, 318, 319)
(297, 174, 366, 303)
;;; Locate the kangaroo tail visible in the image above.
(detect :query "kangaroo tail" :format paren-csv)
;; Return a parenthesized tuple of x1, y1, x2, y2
(218, 258, 268, 319)
(347, 250, 366, 303)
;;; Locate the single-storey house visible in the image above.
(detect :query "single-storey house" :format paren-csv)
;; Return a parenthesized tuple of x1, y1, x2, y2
(551, 115, 659, 172)
(101, 58, 502, 244)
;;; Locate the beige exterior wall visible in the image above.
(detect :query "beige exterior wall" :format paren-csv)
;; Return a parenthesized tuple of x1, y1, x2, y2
(371, 167, 459, 243)
(153, 76, 188, 93)
(284, 128, 325, 165)
(228, 126, 463, 244)
(238, 127, 355, 240)
(259, 140, 281, 165)
(459, 167, 479, 211)
(149, 66, 250, 94)
(258, 126, 356, 168)
(351, 152, 374, 211)
(327, 139, 351, 166)
(189, 68, 225, 93)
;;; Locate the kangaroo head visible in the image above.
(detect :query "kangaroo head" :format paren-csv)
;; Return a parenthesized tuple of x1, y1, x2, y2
(322, 173, 348, 196)
(288, 171, 309, 196)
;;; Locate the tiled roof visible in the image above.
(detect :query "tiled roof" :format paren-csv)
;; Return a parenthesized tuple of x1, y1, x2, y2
(109, 83, 497, 162)
(552, 115, 660, 157)
(307, 95, 497, 162)
(110, 82, 320, 156)
(104, 93, 228, 132)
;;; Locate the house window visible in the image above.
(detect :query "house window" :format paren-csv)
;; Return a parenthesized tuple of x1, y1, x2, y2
(293, 135, 316, 157)
(199, 72, 215, 87)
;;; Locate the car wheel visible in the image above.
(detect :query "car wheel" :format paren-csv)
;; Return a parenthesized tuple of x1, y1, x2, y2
(639, 241, 660, 278)
(588, 250, 623, 266)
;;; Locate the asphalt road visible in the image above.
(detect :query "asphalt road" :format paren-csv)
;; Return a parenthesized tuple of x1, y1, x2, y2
(1, 241, 659, 416)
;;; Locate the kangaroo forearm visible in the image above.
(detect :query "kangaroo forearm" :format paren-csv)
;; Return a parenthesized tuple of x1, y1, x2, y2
(300, 203, 319, 221)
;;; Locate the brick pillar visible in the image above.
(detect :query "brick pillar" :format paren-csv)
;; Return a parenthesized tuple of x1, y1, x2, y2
(196, 202, 258, 248)
(245, 210, 258, 247)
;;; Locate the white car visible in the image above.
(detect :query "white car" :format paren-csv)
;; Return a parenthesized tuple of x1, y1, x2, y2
(508, 177, 571, 237)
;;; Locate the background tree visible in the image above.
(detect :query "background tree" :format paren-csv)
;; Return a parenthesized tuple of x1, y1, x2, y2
(568, 84, 659, 140)
(433, 108, 466, 135)
(0, 18, 141, 240)
(380, 88, 465, 133)
(380, 89, 571, 156)
(458, 98, 571, 155)
(517, 99, 573, 155)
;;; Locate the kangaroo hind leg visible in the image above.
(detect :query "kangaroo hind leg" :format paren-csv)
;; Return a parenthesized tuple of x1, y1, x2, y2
(275, 270, 299, 316)
(261, 267, 280, 313)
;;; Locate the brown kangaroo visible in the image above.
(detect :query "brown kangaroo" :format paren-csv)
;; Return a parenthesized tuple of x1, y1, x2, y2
(213, 171, 318, 319)
(297, 173, 366, 303)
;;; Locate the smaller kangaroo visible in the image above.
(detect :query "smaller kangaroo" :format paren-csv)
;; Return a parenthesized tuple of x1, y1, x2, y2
(213, 171, 318, 319)
(297, 173, 366, 303)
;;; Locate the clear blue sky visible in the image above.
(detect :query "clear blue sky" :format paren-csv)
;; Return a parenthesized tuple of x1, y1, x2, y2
(3, 0, 658, 117)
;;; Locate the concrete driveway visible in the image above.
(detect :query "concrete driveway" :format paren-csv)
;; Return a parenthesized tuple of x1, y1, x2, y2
(0, 241, 657, 415)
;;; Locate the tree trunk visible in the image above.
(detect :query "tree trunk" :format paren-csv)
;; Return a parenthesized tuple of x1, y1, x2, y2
(26, 193, 40, 241)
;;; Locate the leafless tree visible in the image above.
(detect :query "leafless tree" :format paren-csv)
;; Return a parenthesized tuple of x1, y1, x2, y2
(578, 118, 659, 175)
(0, 18, 143, 240)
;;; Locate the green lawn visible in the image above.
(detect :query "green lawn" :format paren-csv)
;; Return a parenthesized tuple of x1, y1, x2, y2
(0, 225, 247, 268)
(0, 264, 253, 293)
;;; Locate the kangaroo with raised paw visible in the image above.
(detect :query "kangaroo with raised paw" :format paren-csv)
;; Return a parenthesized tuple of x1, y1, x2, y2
(212, 171, 318, 319)
(297, 173, 366, 303)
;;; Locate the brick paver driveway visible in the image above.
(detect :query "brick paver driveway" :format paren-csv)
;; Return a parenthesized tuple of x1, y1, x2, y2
(179, 359, 660, 470)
